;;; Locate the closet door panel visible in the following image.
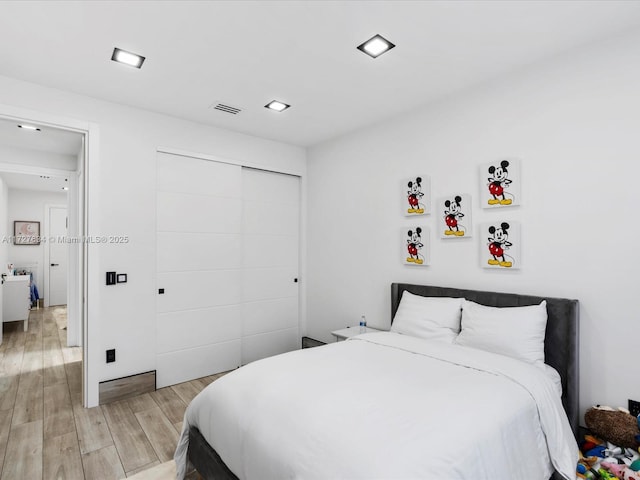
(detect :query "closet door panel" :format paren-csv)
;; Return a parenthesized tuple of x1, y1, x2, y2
(241, 328, 298, 365)
(157, 270, 241, 313)
(157, 152, 241, 198)
(157, 305, 241, 354)
(157, 192, 240, 234)
(241, 168, 300, 365)
(157, 340, 240, 388)
(156, 152, 243, 387)
(243, 169, 298, 203)
(156, 158, 301, 386)
(242, 298, 298, 337)
(242, 267, 298, 303)
(242, 234, 298, 268)
(157, 232, 241, 272)
(243, 203, 298, 236)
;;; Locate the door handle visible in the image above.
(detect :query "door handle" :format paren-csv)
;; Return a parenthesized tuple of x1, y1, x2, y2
(1, 273, 5, 285)
(50, 263, 59, 267)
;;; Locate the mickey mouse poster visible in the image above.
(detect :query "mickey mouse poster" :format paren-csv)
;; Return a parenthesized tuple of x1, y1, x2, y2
(480, 159, 521, 208)
(403, 226, 429, 266)
(403, 175, 431, 216)
(481, 221, 521, 269)
(437, 194, 472, 239)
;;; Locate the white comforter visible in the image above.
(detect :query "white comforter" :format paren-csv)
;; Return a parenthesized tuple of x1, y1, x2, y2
(175, 332, 578, 480)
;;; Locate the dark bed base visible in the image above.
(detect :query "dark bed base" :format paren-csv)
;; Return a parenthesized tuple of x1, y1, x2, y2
(187, 284, 579, 478)
(188, 426, 238, 480)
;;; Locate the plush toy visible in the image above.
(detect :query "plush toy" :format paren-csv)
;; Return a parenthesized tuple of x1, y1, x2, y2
(578, 451, 601, 479)
(585, 406, 640, 448)
(598, 467, 619, 479)
(602, 461, 640, 480)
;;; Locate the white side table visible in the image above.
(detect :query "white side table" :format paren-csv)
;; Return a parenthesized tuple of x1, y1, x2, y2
(330, 326, 381, 342)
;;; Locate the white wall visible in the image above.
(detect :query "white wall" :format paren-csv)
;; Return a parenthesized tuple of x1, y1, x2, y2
(0, 73, 306, 404)
(7, 188, 67, 290)
(307, 29, 640, 419)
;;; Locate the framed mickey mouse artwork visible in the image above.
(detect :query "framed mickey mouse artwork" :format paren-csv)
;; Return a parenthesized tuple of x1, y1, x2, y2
(403, 226, 429, 266)
(403, 175, 431, 216)
(480, 159, 521, 208)
(437, 194, 472, 239)
(481, 220, 521, 269)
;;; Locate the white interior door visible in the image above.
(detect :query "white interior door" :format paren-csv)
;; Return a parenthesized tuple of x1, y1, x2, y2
(241, 168, 300, 364)
(156, 152, 243, 388)
(48, 206, 68, 306)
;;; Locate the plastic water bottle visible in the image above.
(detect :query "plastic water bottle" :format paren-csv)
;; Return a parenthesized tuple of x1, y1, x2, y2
(359, 315, 367, 333)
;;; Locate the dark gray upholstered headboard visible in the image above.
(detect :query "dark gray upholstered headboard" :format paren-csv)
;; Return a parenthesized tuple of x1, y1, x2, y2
(391, 283, 579, 437)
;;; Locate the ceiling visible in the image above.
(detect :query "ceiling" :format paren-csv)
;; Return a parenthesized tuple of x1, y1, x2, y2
(0, 172, 69, 193)
(0, 117, 83, 156)
(1, 1, 640, 147)
(0, 118, 80, 193)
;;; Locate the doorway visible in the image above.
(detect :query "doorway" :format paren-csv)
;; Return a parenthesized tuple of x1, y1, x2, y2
(0, 106, 96, 406)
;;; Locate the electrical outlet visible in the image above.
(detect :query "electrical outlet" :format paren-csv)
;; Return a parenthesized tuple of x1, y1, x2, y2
(106, 349, 116, 363)
(629, 399, 640, 418)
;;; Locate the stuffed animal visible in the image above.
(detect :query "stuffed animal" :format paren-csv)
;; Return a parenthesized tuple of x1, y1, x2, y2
(598, 467, 619, 480)
(602, 461, 640, 480)
(578, 451, 601, 479)
(585, 406, 640, 448)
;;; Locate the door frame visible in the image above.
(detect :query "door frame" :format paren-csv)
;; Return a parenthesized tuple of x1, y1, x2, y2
(43, 203, 68, 308)
(0, 102, 100, 408)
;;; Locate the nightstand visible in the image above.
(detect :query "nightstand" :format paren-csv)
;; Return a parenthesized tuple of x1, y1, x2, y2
(330, 326, 381, 342)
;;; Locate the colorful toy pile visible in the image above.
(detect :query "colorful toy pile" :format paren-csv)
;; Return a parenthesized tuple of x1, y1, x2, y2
(578, 406, 640, 479)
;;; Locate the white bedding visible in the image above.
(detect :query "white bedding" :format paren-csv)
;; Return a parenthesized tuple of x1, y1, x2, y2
(175, 332, 578, 480)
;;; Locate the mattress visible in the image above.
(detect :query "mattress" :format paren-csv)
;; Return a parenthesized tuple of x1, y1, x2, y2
(175, 332, 578, 479)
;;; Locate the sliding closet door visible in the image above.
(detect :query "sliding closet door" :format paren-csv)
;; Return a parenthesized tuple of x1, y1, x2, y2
(156, 152, 242, 388)
(241, 168, 300, 364)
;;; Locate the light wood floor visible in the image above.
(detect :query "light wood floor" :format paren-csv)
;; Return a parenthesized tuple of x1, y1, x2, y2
(0, 306, 222, 479)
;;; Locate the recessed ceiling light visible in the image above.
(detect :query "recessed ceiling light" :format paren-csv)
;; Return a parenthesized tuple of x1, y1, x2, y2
(265, 100, 291, 112)
(18, 124, 41, 131)
(357, 34, 395, 58)
(111, 47, 145, 68)
(62, 186, 69, 191)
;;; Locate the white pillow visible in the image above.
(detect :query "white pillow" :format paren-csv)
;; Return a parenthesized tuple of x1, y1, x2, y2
(455, 299, 548, 364)
(390, 292, 463, 343)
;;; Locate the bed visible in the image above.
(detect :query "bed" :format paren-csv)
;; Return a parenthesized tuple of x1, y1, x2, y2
(175, 283, 579, 480)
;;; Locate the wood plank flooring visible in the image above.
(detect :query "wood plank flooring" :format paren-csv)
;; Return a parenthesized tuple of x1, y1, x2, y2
(0, 306, 223, 479)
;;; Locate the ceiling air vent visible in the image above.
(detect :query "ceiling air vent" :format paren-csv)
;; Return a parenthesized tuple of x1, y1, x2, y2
(212, 103, 242, 115)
